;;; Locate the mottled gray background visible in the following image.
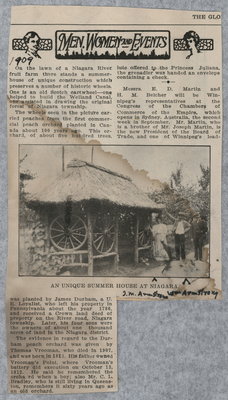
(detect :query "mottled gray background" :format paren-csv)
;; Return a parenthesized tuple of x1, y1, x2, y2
(0, 1, 227, 399)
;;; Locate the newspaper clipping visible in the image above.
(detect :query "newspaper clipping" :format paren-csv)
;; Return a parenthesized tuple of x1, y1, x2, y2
(7, 5, 222, 394)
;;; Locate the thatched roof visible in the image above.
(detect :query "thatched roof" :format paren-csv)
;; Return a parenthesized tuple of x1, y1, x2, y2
(26, 159, 164, 210)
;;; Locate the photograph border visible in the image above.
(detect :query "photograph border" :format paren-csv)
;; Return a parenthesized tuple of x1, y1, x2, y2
(18, 143, 211, 279)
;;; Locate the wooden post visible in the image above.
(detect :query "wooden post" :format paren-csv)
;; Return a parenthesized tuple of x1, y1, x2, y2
(114, 213, 119, 270)
(87, 210, 94, 276)
(134, 213, 139, 264)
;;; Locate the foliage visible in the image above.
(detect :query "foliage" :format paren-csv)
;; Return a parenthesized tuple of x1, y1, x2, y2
(149, 164, 210, 222)
(170, 163, 183, 189)
(198, 164, 210, 191)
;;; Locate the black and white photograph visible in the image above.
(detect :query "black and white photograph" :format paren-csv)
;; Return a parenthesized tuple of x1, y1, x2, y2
(19, 144, 210, 278)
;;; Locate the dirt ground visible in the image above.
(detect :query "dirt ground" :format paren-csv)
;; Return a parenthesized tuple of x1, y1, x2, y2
(56, 250, 209, 278)
(94, 252, 209, 278)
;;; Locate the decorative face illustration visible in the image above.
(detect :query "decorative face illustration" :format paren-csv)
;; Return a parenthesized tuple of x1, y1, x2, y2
(183, 31, 200, 59)
(186, 36, 195, 50)
(23, 31, 41, 57)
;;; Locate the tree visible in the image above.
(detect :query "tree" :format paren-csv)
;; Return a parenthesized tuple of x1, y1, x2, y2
(170, 163, 183, 189)
(196, 164, 210, 217)
(198, 164, 210, 191)
(148, 163, 210, 222)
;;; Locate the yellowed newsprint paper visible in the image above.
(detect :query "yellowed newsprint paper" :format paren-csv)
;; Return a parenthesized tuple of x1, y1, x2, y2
(7, 6, 222, 393)
(7, 289, 117, 394)
(7, 5, 222, 393)
(8, 6, 222, 298)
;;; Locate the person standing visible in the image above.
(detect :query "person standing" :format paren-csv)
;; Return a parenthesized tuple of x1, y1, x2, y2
(151, 216, 169, 261)
(191, 213, 208, 261)
(166, 211, 191, 261)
